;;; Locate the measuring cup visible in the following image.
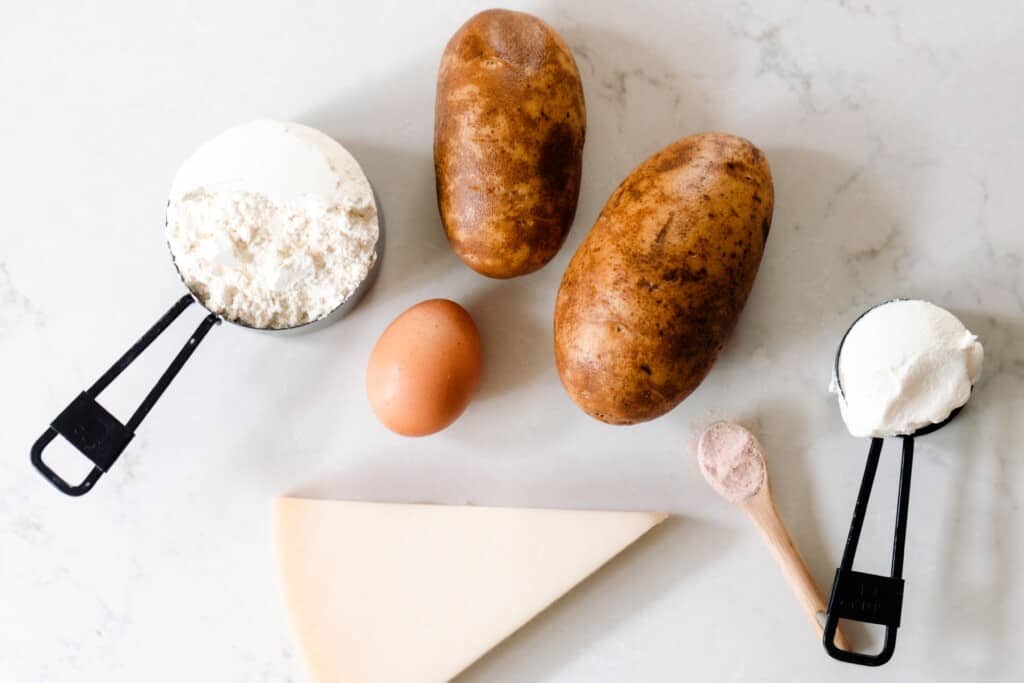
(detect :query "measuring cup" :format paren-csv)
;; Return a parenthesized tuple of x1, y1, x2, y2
(29, 196, 383, 497)
(822, 299, 971, 666)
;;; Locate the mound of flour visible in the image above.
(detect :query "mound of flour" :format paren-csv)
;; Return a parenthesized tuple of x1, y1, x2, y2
(166, 120, 379, 329)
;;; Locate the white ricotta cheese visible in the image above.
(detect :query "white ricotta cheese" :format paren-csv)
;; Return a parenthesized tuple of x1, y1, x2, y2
(831, 299, 983, 437)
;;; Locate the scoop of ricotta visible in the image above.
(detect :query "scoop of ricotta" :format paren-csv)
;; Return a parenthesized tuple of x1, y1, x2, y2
(830, 299, 983, 438)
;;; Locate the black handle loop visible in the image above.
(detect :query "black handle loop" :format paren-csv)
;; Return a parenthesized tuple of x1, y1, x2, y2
(823, 436, 914, 666)
(30, 294, 219, 496)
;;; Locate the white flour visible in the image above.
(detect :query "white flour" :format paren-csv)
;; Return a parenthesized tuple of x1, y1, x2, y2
(166, 120, 379, 329)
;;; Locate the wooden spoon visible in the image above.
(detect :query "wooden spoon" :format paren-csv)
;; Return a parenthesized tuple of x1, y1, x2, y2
(697, 421, 849, 650)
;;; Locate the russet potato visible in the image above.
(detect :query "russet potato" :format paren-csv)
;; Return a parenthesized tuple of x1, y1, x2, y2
(434, 9, 585, 278)
(554, 133, 774, 424)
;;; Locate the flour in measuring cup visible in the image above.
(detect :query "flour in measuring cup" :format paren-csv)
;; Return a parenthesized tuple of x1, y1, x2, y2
(166, 120, 379, 329)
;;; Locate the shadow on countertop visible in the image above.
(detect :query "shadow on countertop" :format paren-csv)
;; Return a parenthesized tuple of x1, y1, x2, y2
(925, 310, 1023, 678)
(299, 60, 457, 307)
(463, 278, 551, 404)
(455, 515, 737, 683)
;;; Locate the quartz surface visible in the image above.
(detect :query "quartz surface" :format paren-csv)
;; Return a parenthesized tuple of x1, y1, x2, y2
(1, 1, 1021, 681)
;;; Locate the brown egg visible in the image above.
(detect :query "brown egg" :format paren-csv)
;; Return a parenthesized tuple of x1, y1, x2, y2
(366, 299, 483, 436)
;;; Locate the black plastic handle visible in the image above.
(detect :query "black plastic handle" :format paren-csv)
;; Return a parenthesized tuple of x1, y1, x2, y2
(30, 294, 219, 496)
(823, 436, 914, 666)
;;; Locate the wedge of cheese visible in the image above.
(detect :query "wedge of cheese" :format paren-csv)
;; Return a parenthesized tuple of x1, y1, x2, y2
(273, 498, 666, 683)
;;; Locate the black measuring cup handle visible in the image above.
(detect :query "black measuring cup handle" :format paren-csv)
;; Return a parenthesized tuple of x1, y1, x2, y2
(30, 294, 219, 496)
(823, 436, 914, 666)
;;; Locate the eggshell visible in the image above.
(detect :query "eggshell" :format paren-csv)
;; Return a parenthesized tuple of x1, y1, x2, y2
(366, 299, 483, 436)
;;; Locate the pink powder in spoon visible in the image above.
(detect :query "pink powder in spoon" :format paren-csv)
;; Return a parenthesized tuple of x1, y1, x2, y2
(697, 421, 766, 503)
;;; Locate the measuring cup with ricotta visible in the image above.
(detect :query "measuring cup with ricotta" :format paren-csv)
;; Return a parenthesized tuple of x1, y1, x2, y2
(822, 298, 983, 666)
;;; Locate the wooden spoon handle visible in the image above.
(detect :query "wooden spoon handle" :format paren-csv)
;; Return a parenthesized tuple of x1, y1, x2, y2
(744, 491, 850, 651)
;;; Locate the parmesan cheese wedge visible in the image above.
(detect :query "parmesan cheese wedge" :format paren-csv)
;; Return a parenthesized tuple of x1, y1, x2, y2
(273, 498, 666, 683)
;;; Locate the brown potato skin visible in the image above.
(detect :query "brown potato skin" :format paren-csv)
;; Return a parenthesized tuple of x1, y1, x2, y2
(554, 133, 773, 425)
(434, 9, 585, 278)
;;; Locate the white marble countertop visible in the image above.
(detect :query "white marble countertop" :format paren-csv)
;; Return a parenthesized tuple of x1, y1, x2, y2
(2, 1, 1022, 681)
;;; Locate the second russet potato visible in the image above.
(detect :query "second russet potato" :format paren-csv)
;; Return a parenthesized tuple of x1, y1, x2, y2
(366, 299, 482, 436)
(554, 133, 774, 425)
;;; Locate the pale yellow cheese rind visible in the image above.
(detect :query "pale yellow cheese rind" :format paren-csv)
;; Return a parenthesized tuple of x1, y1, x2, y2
(273, 498, 666, 683)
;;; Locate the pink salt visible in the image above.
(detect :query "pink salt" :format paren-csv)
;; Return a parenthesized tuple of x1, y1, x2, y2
(697, 421, 766, 503)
